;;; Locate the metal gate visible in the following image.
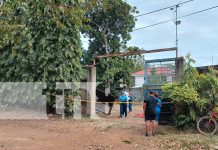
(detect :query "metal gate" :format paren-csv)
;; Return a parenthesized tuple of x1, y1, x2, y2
(144, 58, 177, 124)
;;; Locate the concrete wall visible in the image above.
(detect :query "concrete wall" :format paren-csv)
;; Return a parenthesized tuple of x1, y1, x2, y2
(127, 88, 144, 102)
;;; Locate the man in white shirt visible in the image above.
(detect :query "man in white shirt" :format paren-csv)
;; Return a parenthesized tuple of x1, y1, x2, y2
(125, 91, 130, 101)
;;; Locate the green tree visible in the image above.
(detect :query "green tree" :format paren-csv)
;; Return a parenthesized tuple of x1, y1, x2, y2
(0, 0, 87, 82)
(0, 0, 92, 113)
(82, 0, 138, 95)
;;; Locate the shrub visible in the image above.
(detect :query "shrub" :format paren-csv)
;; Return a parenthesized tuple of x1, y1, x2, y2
(162, 55, 218, 129)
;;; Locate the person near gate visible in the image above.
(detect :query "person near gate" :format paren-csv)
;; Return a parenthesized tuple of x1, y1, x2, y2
(143, 90, 158, 136)
(128, 93, 133, 113)
(154, 92, 162, 126)
(119, 91, 128, 118)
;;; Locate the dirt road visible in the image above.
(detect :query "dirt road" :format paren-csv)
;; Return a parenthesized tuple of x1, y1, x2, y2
(0, 105, 217, 150)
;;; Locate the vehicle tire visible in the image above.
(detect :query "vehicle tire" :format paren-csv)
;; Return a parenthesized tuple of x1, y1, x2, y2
(197, 116, 218, 135)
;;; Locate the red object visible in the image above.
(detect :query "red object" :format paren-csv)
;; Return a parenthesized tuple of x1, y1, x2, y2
(134, 113, 145, 118)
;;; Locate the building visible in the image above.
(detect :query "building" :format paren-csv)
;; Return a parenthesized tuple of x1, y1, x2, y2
(196, 65, 218, 75)
(131, 67, 175, 87)
(131, 70, 144, 87)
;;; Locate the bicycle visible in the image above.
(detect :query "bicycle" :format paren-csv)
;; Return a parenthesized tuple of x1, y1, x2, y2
(197, 109, 218, 135)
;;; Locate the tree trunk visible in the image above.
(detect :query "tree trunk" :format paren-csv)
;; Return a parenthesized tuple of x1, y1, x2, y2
(103, 32, 110, 96)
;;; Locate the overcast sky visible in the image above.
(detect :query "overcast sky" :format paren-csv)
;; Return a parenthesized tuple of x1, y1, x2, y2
(82, 0, 218, 67)
(126, 0, 218, 66)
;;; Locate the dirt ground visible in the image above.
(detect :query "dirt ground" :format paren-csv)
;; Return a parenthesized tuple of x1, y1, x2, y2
(0, 105, 218, 150)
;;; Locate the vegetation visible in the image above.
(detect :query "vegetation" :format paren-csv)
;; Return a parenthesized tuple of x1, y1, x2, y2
(0, 0, 92, 112)
(0, 0, 142, 112)
(147, 68, 166, 85)
(99, 46, 144, 96)
(0, 0, 87, 82)
(81, 0, 141, 95)
(162, 54, 218, 129)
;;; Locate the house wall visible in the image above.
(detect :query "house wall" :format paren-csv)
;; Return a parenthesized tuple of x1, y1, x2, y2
(134, 76, 144, 87)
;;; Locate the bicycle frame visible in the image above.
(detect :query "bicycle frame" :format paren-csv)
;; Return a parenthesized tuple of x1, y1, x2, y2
(212, 111, 218, 120)
(208, 111, 218, 125)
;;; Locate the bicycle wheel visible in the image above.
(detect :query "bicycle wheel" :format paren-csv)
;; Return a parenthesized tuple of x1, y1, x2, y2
(197, 116, 218, 135)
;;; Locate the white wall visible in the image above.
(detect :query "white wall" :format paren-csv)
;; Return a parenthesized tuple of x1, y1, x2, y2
(134, 76, 144, 87)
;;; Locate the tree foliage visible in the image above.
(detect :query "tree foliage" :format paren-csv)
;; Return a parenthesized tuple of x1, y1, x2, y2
(0, 0, 94, 113)
(162, 54, 218, 129)
(82, 0, 138, 55)
(0, 0, 87, 83)
(0, 0, 143, 112)
(81, 0, 140, 95)
(147, 68, 166, 85)
(94, 46, 144, 96)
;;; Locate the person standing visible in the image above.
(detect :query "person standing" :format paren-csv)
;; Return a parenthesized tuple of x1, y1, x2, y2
(128, 93, 133, 113)
(154, 92, 162, 126)
(119, 92, 128, 118)
(143, 91, 158, 136)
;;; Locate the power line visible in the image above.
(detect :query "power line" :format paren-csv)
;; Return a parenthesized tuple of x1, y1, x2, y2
(134, 0, 194, 18)
(178, 6, 218, 19)
(133, 6, 218, 31)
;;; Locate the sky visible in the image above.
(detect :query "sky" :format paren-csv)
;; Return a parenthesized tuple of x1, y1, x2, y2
(82, 0, 218, 67)
(126, 0, 218, 66)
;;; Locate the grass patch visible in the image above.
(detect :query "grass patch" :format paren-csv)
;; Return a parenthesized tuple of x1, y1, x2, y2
(157, 134, 218, 150)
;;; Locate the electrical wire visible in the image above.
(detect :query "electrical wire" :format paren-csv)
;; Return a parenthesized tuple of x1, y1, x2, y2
(134, 0, 194, 17)
(133, 6, 218, 32)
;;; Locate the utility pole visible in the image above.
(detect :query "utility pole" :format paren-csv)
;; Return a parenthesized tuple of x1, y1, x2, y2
(171, 4, 181, 58)
(175, 4, 179, 57)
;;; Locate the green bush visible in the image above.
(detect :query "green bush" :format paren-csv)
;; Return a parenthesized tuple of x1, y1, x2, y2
(162, 55, 218, 129)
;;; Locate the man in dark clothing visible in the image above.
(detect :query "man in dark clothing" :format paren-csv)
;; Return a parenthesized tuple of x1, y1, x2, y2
(143, 91, 158, 136)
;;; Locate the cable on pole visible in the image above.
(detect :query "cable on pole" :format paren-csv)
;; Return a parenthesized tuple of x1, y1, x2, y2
(134, 0, 194, 17)
(133, 6, 218, 31)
